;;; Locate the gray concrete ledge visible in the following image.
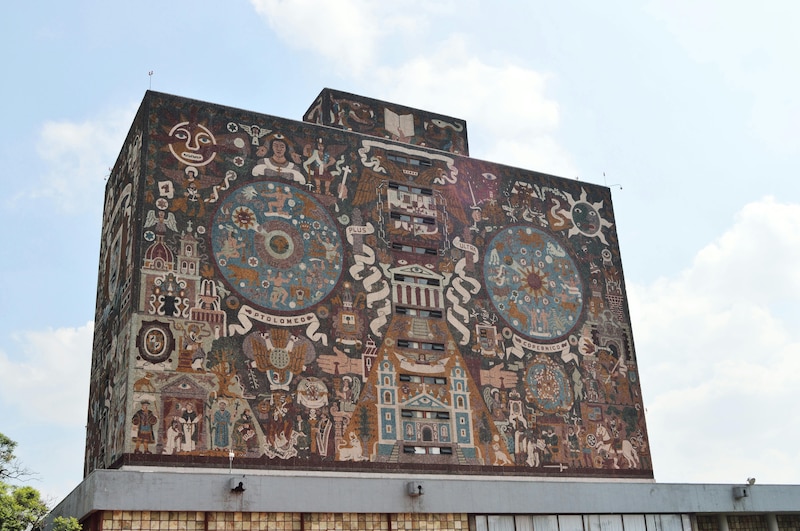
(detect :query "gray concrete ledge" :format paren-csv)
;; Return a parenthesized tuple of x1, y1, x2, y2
(48, 468, 800, 523)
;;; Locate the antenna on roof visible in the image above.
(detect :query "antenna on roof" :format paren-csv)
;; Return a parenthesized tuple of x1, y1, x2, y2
(148, 70, 154, 90)
(603, 172, 622, 190)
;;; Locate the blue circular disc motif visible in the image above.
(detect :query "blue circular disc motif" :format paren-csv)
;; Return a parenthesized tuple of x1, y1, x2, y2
(211, 182, 343, 312)
(525, 355, 573, 413)
(483, 226, 583, 340)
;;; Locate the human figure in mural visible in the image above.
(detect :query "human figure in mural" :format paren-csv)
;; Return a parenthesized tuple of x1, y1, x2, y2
(315, 408, 334, 458)
(303, 137, 336, 195)
(144, 209, 178, 236)
(567, 424, 582, 467)
(163, 417, 183, 455)
(132, 400, 157, 454)
(295, 415, 310, 455)
(180, 403, 199, 452)
(252, 135, 305, 184)
(263, 186, 294, 215)
(572, 367, 585, 402)
(213, 401, 232, 449)
(338, 376, 357, 413)
(232, 410, 258, 455)
(266, 392, 294, 451)
(182, 325, 206, 372)
(508, 389, 527, 429)
(315, 233, 340, 263)
(217, 230, 245, 262)
(486, 387, 507, 421)
(525, 433, 541, 467)
(542, 427, 559, 463)
(172, 181, 205, 218)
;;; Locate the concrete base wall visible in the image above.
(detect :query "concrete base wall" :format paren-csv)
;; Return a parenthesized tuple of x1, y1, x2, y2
(47, 468, 800, 528)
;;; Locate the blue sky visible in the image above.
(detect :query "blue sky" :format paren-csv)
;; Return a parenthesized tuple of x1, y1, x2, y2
(2, 0, 799, 503)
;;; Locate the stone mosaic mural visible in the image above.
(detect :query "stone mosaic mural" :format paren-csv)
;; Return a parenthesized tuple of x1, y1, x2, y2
(84, 90, 651, 478)
(303, 88, 469, 156)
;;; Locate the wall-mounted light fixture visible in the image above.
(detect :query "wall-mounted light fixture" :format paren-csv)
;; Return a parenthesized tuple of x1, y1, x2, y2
(406, 481, 424, 497)
(230, 476, 246, 493)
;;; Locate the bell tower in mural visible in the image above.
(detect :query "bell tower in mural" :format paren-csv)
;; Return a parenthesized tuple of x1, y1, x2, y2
(85, 88, 651, 479)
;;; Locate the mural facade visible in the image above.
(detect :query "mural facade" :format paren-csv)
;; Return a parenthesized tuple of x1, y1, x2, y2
(84, 90, 651, 478)
(303, 88, 469, 156)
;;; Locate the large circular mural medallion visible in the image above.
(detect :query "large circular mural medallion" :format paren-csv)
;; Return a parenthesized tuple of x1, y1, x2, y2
(211, 182, 343, 312)
(483, 225, 583, 340)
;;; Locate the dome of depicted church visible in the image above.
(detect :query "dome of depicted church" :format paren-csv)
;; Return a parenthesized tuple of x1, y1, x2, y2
(144, 237, 175, 271)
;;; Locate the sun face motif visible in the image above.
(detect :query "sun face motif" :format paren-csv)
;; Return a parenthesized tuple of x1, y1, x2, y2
(564, 188, 613, 244)
(167, 121, 217, 167)
(521, 265, 550, 299)
(232, 206, 257, 230)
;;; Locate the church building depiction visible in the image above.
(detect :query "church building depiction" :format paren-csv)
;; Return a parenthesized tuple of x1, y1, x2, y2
(48, 89, 799, 531)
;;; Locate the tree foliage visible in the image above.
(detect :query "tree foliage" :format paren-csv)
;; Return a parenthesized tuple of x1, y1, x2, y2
(0, 482, 48, 531)
(52, 516, 82, 531)
(0, 434, 14, 470)
(0, 433, 33, 484)
(0, 432, 81, 531)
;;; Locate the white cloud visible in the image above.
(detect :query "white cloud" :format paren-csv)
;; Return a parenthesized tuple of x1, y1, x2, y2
(374, 36, 575, 177)
(248, 0, 444, 75)
(630, 196, 800, 483)
(247, 2, 574, 176)
(28, 104, 136, 213)
(0, 322, 93, 427)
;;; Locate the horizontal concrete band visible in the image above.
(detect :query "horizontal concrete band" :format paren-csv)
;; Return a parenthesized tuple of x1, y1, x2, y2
(52, 468, 800, 521)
